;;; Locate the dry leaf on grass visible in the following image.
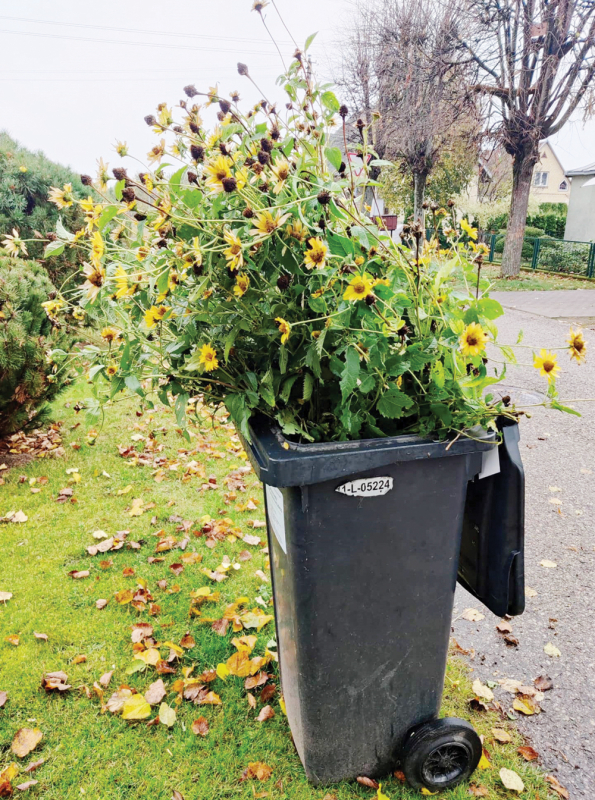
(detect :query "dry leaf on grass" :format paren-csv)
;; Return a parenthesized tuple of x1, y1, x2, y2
(472, 680, 494, 702)
(492, 728, 512, 743)
(11, 729, 43, 758)
(95, 598, 108, 609)
(356, 776, 379, 789)
(144, 679, 166, 705)
(257, 705, 275, 722)
(191, 717, 209, 736)
(468, 785, 489, 797)
(0, 592, 13, 603)
(240, 762, 273, 781)
(158, 702, 176, 727)
(0, 691, 7, 708)
(23, 760, 43, 774)
(41, 672, 71, 692)
(499, 768, 524, 792)
(121, 693, 151, 720)
(16, 780, 38, 791)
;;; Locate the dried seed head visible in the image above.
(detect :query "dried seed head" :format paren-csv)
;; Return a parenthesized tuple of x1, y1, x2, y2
(339, 104, 349, 119)
(222, 176, 237, 193)
(144, 115, 157, 126)
(189, 122, 200, 135)
(259, 181, 270, 193)
(242, 206, 255, 218)
(318, 215, 326, 230)
(112, 167, 128, 181)
(237, 62, 250, 77)
(122, 187, 136, 203)
(257, 150, 270, 165)
(218, 142, 229, 156)
(277, 274, 290, 291)
(317, 190, 331, 205)
(355, 118, 365, 131)
(447, 198, 455, 208)
(190, 145, 205, 162)
(270, 126, 281, 140)
(173, 125, 184, 134)
(231, 91, 241, 103)
(46, 232, 57, 242)
(187, 171, 198, 185)
(183, 84, 198, 98)
(421, 201, 429, 210)
(134, 212, 147, 221)
(260, 137, 273, 152)
(80, 174, 93, 186)
(293, 49, 303, 63)
(219, 99, 231, 114)
(365, 294, 376, 306)
(430, 202, 439, 212)
(156, 238, 168, 249)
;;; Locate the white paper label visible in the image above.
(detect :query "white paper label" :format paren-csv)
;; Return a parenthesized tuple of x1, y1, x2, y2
(336, 476, 393, 497)
(479, 446, 500, 480)
(265, 485, 286, 553)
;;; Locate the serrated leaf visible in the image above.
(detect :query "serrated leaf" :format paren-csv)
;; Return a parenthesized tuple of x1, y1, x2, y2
(303, 372, 314, 402)
(340, 347, 360, 401)
(377, 385, 414, 419)
(325, 146, 343, 171)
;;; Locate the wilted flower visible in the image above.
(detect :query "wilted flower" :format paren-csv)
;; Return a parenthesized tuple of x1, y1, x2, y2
(2, 228, 27, 257)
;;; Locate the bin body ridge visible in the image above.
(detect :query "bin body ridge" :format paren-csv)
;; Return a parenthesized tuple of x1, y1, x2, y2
(265, 453, 482, 784)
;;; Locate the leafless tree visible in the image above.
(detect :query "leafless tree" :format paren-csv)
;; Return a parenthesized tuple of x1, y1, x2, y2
(462, 0, 595, 276)
(337, 0, 479, 224)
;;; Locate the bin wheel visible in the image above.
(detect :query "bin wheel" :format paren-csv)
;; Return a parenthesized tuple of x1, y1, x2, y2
(402, 717, 482, 791)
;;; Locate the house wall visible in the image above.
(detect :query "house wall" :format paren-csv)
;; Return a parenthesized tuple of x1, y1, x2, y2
(564, 176, 595, 242)
(531, 143, 570, 205)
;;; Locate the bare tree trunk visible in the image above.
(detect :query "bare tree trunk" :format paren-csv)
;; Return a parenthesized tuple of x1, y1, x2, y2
(413, 171, 427, 226)
(500, 153, 539, 277)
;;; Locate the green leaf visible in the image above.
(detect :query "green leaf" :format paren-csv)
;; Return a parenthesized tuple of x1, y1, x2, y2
(321, 91, 340, 113)
(377, 384, 414, 419)
(449, 319, 465, 335)
(260, 369, 276, 408)
(350, 225, 370, 249)
(43, 240, 64, 258)
(125, 375, 145, 397)
(114, 180, 124, 201)
(98, 205, 120, 231)
(324, 146, 343, 171)
(280, 374, 299, 403)
(551, 399, 581, 417)
(279, 345, 288, 375)
(340, 347, 360, 402)
(304, 32, 318, 51)
(430, 402, 452, 426)
(56, 218, 75, 242)
(174, 392, 190, 428)
(477, 298, 504, 320)
(225, 393, 251, 440)
(303, 372, 314, 402)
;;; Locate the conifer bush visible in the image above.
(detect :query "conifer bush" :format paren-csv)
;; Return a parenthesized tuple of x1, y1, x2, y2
(0, 256, 74, 436)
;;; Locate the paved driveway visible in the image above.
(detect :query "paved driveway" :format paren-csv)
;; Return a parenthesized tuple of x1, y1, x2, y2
(453, 296, 595, 798)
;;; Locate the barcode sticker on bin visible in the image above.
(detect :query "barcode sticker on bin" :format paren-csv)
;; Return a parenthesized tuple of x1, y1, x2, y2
(336, 477, 393, 497)
(265, 485, 287, 553)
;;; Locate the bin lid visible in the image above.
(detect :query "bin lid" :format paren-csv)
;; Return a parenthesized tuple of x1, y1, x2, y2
(240, 416, 496, 487)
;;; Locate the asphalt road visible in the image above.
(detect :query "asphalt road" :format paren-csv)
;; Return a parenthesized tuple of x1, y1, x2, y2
(452, 299, 595, 798)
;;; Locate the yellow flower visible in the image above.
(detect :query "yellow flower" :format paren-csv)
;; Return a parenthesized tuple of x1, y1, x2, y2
(459, 323, 488, 357)
(304, 238, 328, 270)
(144, 305, 169, 329)
(19, 165, 27, 173)
(233, 273, 250, 297)
(275, 317, 291, 345)
(90, 231, 104, 268)
(114, 140, 128, 157)
(82, 262, 106, 301)
(80, 195, 102, 233)
(355, 256, 365, 266)
(251, 210, 291, 238)
(460, 218, 477, 241)
(206, 86, 219, 107)
(205, 154, 233, 193)
(199, 343, 219, 371)
(343, 274, 373, 302)
(235, 166, 249, 191)
(101, 327, 120, 343)
(157, 105, 173, 128)
(41, 299, 64, 321)
(534, 349, 560, 381)
(147, 139, 166, 166)
(168, 270, 183, 292)
(372, 278, 390, 287)
(285, 219, 308, 242)
(48, 183, 74, 209)
(114, 265, 140, 298)
(567, 327, 587, 363)
(96, 158, 110, 189)
(72, 308, 85, 321)
(106, 363, 118, 377)
(2, 228, 27, 257)
(223, 229, 244, 272)
(271, 156, 291, 194)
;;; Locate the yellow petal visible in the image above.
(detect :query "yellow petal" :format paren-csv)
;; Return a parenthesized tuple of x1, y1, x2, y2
(216, 663, 230, 681)
(477, 753, 492, 769)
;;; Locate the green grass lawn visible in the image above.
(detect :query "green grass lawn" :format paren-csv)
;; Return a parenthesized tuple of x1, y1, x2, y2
(0, 383, 554, 799)
(478, 264, 595, 291)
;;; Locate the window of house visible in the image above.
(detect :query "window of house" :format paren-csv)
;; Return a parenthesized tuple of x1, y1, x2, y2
(533, 171, 549, 187)
(559, 180, 568, 191)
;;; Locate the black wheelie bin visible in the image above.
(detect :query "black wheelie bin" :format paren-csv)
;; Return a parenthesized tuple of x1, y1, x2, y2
(240, 416, 525, 792)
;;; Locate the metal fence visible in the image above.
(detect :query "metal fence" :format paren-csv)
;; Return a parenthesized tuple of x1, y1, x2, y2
(486, 233, 595, 278)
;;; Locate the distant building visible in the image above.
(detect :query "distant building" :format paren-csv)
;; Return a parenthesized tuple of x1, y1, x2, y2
(564, 163, 595, 242)
(470, 141, 570, 205)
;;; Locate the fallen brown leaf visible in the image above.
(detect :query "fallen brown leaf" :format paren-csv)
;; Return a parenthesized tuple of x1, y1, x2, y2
(468, 785, 489, 797)
(257, 704, 275, 722)
(356, 777, 379, 789)
(41, 672, 71, 692)
(461, 608, 485, 622)
(11, 729, 43, 759)
(0, 691, 7, 708)
(95, 598, 108, 609)
(518, 746, 539, 762)
(492, 728, 512, 743)
(545, 775, 569, 799)
(99, 671, 113, 688)
(23, 760, 44, 774)
(534, 674, 554, 692)
(191, 717, 209, 737)
(68, 570, 90, 579)
(16, 781, 38, 792)
(145, 679, 167, 706)
(33, 632, 48, 642)
(241, 762, 273, 781)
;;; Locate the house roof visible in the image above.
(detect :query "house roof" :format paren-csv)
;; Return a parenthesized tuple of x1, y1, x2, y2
(566, 162, 595, 177)
(538, 141, 566, 175)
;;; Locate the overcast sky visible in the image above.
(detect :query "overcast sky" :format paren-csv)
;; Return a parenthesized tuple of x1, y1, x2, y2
(1, 0, 593, 176)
